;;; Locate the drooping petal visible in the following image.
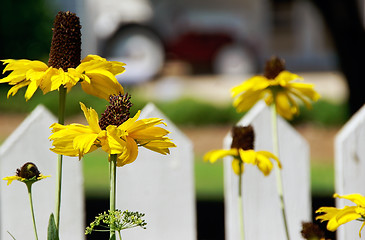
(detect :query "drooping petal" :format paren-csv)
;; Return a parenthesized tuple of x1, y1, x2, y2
(231, 76, 269, 97)
(275, 91, 297, 120)
(139, 139, 176, 155)
(232, 158, 244, 175)
(239, 149, 256, 164)
(105, 125, 127, 154)
(116, 137, 138, 166)
(335, 206, 362, 227)
(334, 193, 365, 207)
(77, 55, 125, 100)
(255, 152, 274, 176)
(232, 89, 266, 113)
(204, 149, 238, 163)
(257, 150, 281, 168)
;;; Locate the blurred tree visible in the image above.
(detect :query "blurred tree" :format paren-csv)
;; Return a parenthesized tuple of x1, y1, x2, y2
(310, 0, 365, 116)
(0, 0, 53, 61)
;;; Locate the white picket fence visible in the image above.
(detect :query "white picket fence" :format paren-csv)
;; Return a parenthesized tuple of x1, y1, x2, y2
(0, 101, 364, 239)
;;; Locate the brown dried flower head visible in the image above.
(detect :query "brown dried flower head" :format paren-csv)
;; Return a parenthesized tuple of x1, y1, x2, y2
(264, 56, 286, 79)
(99, 93, 133, 130)
(230, 125, 255, 150)
(48, 11, 82, 70)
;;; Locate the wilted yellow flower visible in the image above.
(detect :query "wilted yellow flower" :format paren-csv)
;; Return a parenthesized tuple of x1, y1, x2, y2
(231, 56, 320, 120)
(316, 193, 365, 237)
(203, 125, 280, 175)
(49, 96, 176, 167)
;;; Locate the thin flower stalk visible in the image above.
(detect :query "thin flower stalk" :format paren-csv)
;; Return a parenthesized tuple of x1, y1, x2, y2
(271, 103, 290, 240)
(237, 158, 245, 240)
(26, 183, 39, 240)
(54, 86, 66, 230)
(110, 154, 117, 240)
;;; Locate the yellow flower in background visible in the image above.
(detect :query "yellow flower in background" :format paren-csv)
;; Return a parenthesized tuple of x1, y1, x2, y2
(203, 125, 280, 175)
(3, 162, 50, 185)
(49, 95, 176, 167)
(316, 193, 365, 237)
(204, 148, 280, 175)
(231, 56, 320, 120)
(0, 55, 125, 101)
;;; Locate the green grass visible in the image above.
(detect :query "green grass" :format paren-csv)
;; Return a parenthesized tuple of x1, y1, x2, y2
(0, 85, 348, 127)
(82, 150, 334, 200)
(311, 161, 335, 196)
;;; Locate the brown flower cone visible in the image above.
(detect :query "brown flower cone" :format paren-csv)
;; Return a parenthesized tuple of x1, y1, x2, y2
(48, 11, 81, 70)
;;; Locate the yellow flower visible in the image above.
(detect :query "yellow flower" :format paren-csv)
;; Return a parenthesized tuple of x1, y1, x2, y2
(3, 175, 50, 186)
(3, 162, 50, 185)
(0, 55, 125, 101)
(49, 102, 176, 167)
(316, 193, 365, 237)
(231, 57, 320, 120)
(204, 148, 280, 175)
(203, 125, 280, 175)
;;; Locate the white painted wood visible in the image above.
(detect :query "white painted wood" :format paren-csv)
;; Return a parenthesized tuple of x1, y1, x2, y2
(116, 103, 197, 240)
(224, 101, 311, 240)
(335, 104, 365, 240)
(0, 105, 85, 240)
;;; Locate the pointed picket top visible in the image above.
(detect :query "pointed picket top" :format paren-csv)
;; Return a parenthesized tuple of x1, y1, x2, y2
(116, 102, 197, 240)
(224, 101, 311, 240)
(335, 104, 365, 240)
(0, 105, 85, 240)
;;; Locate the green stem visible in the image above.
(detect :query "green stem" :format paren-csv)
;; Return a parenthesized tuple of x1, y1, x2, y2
(27, 184, 39, 240)
(110, 154, 117, 240)
(270, 104, 290, 240)
(238, 159, 244, 240)
(55, 86, 66, 231)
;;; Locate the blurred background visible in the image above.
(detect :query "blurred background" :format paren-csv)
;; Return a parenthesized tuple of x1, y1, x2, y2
(1, 0, 364, 239)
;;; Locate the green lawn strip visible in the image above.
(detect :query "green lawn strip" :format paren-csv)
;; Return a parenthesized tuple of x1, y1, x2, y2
(310, 160, 335, 197)
(83, 151, 334, 200)
(82, 149, 110, 198)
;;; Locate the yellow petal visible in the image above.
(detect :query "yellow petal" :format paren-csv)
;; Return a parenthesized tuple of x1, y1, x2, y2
(231, 76, 269, 97)
(140, 139, 176, 155)
(2, 176, 23, 185)
(116, 137, 138, 166)
(80, 102, 102, 133)
(232, 89, 266, 113)
(257, 150, 281, 168)
(232, 158, 244, 175)
(204, 149, 238, 163)
(334, 193, 365, 207)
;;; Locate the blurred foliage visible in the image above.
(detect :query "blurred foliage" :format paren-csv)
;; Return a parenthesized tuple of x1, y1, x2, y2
(0, 84, 349, 127)
(293, 100, 350, 126)
(0, 0, 53, 62)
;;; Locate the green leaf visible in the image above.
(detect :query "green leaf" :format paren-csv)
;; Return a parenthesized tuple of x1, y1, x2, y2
(47, 213, 59, 240)
(109, 234, 116, 240)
